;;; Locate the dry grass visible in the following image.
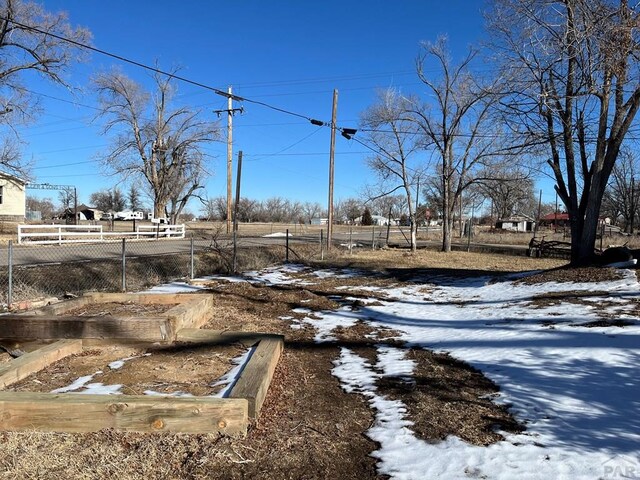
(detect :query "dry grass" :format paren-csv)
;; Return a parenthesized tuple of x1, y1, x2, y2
(0, 246, 627, 479)
(309, 247, 567, 273)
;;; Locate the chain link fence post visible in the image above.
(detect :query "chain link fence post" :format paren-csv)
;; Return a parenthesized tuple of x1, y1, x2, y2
(7, 240, 12, 308)
(285, 228, 289, 263)
(190, 235, 195, 279)
(121, 238, 126, 292)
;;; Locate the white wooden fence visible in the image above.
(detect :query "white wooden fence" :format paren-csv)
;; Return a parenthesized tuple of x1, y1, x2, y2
(17, 224, 186, 245)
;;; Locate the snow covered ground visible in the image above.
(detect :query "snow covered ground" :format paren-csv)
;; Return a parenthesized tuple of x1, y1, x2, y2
(149, 264, 640, 479)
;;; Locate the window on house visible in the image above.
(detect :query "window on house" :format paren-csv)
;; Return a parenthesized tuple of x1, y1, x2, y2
(0, 185, 3, 205)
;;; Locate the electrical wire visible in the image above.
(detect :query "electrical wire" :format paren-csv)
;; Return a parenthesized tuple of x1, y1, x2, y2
(0, 15, 328, 125)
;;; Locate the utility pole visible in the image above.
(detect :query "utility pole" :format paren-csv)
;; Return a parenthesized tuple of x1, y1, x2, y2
(534, 189, 542, 237)
(415, 178, 420, 230)
(631, 176, 635, 234)
(212, 88, 243, 235)
(327, 89, 338, 251)
(232, 151, 243, 273)
(226, 86, 233, 235)
(554, 191, 558, 233)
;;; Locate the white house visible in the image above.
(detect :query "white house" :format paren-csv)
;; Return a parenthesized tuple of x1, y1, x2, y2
(495, 215, 535, 233)
(354, 214, 397, 226)
(0, 172, 26, 221)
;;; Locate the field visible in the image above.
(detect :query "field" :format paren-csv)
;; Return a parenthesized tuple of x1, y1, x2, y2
(0, 248, 638, 479)
(4, 218, 640, 249)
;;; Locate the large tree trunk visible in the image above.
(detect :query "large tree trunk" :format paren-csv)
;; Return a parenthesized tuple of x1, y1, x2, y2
(442, 213, 453, 252)
(573, 187, 605, 265)
(154, 202, 166, 220)
(441, 167, 453, 252)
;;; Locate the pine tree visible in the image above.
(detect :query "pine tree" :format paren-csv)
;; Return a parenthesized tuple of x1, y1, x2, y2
(361, 207, 374, 226)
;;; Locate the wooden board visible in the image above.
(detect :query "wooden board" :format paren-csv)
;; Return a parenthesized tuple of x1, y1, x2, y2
(176, 328, 282, 347)
(27, 296, 91, 316)
(82, 292, 211, 306)
(229, 337, 284, 419)
(0, 391, 248, 435)
(0, 315, 175, 342)
(176, 329, 284, 418)
(166, 296, 214, 331)
(0, 340, 82, 389)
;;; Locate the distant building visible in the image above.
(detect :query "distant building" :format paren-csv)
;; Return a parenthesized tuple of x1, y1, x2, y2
(539, 212, 570, 228)
(59, 204, 103, 222)
(355, 214, 396, 226)
(0, 172, 26, 221)
(311, 217, 328, 225)
(495, 215, 535, 232)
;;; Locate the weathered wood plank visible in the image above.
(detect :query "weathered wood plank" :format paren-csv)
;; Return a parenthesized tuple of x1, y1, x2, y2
(27, 297, 91, 316)
(0, 391, 248, 435)
(83, 292, 208, 305)
(167, 295, 214, 331)
(0, 340, 82, 389)
(0, 315, 175, 342)
(229, 337, 284, 419)
(176, 328, 282, 347)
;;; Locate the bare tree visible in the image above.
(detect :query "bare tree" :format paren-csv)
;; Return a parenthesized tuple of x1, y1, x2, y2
(370, 194, 406, 220)
(93, 69, 219, 223)
(25, 195, 54, 219)
(602, 149, 640, 232)
(335, 198, 362, 224)
(127, 184, 142, 211)
(236, 198, 259, 223)
(408, 38, 505, 252)
(0, 0, 90, 176)
(477, 167, 536, 219)
(302, 201, 323, 224)
(361, 89, 424, 251)
(260, 197, 289, 223)
(90, 187, 125, 213)
(57, 189, 74, 220)
(490, 0, 640, 264)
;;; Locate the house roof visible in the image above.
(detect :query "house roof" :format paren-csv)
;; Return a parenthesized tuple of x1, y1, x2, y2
(77, 204, 100, 212)
(497, 215, 535, 222)
(540, 212, 570, 221)
(0, 171, 27, 185)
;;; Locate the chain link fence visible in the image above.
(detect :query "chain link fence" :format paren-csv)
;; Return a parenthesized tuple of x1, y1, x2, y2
(0, 223, 385, 309)
(0, 238, 228, 308)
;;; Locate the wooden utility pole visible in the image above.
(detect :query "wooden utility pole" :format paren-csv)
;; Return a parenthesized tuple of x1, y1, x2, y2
(534, 189, 542, 237)
(327, 89, 338, 251)
(232, 151, 243, 273)
(631, 176, 636, 234)
(226, 86, 233, 235)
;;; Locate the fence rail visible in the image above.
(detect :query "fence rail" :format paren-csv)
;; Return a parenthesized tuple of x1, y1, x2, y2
(2, 237, 202, 308)
(17, 224, 185, 244)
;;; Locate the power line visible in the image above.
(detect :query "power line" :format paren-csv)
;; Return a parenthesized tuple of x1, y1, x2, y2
(242, 151, 369, 158)
(246, 129, 323, 163)
(234, 70, 416, 89)
(15, 85, 101, 112)
(0, 15, 330, 125)
(32, 159, 100, 169)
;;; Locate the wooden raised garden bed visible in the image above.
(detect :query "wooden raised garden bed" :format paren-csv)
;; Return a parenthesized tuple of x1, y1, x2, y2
(0, 293, 283, 436)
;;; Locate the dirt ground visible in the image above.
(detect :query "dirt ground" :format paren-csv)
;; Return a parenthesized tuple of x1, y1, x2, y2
(8, 342, 246, 397)
(0, 249, 629, 479)
(63, 301, 179, 318)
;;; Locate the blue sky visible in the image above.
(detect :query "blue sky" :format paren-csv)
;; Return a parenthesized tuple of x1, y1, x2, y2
(20, 0, 526, 212)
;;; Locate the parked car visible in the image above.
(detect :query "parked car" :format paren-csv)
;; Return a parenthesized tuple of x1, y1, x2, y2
(100, 213, 113, 221)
